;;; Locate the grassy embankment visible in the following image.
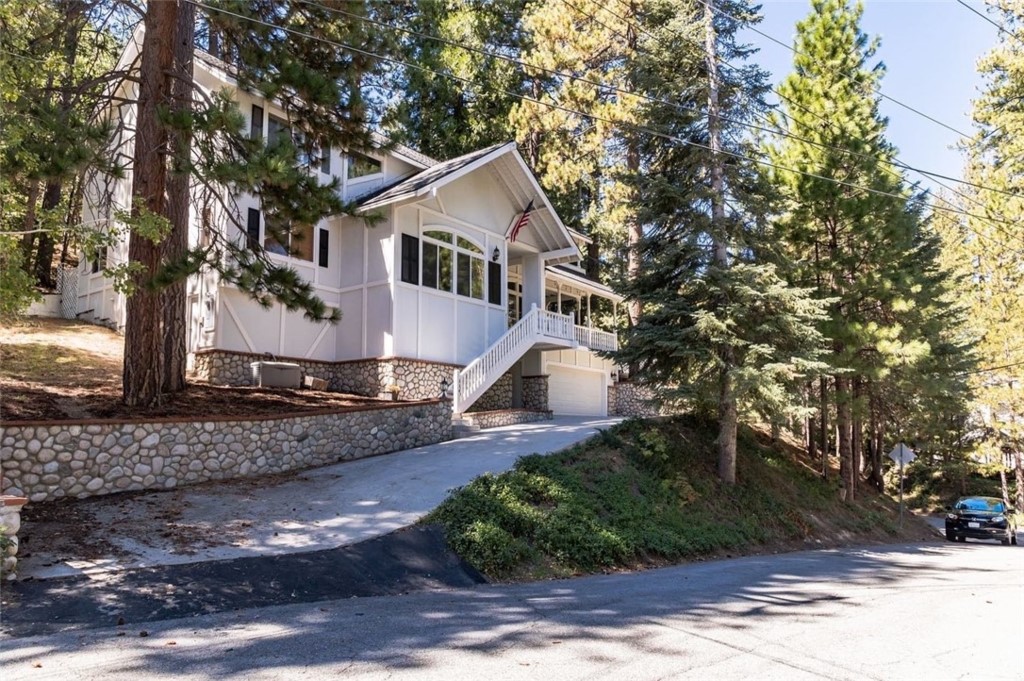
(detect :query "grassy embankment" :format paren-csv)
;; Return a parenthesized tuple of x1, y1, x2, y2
(426, 415, 937, 580)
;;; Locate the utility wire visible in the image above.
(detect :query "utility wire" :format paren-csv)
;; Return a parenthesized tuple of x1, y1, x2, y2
(312, 0, 1020, 207)
(190, 0, 1024, 247)
(698, 0, 973, 139)
(591, 0, 1024, 246)
(955, 358, 1024, 376)
(956, 0, 1024, 51)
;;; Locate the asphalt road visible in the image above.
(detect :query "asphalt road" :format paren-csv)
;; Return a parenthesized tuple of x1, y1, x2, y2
(1, 541, 1021, 680)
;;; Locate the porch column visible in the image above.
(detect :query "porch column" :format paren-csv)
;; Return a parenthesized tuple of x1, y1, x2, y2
(521, 253, 545, 313)
(587, 294, 592, 328)
(557, 285, 562, 315)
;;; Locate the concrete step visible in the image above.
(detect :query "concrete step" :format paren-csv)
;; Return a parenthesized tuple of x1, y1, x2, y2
(450, 417, 482, 440)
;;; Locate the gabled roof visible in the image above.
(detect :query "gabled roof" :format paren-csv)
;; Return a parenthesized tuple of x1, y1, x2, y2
(355, 142, 579, 256)
(356, 142, 510, 211)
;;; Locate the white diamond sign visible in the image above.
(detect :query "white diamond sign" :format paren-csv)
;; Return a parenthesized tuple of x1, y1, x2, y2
(888, 443, 916, 467)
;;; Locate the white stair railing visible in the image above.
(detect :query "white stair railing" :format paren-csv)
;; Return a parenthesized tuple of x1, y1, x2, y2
(453, 305, 576, 413)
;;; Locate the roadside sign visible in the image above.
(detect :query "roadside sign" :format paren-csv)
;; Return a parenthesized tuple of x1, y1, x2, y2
(888, 443, 916, 467)
(888, 443, 916, 527)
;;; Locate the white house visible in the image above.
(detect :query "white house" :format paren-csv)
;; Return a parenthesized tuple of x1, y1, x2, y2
(76, 40, 623, 418)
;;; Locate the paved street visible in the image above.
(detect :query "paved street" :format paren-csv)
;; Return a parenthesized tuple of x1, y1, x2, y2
(2, 540, 1020, 680)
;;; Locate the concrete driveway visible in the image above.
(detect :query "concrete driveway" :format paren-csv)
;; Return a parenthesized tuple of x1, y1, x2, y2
(17, 416, 621, 580)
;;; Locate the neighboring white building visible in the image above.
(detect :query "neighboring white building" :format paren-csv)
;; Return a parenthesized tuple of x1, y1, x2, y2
(77, 41, 623, 418)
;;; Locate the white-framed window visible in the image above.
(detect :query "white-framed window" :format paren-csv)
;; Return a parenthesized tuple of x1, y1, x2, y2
(346, 152, 382, 180)
(400, 228, 500, 305)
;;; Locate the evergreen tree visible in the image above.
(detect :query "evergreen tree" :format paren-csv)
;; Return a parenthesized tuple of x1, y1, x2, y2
(617, 0, 829, 484)
(0, 0, 121, 296)
(384, 0, 525, 160)
(80, 0, 387, 406)
(960, 0, 1024, 509)
(765, 0, 952, 499)
(511, 0, 646, 294)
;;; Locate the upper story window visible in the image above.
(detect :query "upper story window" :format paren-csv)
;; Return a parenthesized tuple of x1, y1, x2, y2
(347, 152, 381, 180)
(401, 228, 500, 305)
(248, 208, 316, 263)
(254, 106, 330, 174)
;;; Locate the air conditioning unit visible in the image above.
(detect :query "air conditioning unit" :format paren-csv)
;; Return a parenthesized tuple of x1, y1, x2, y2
(250, 361, 302, 388)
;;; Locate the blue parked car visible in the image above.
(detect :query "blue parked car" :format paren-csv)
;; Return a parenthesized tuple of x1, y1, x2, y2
(945, 496, 1018, 545)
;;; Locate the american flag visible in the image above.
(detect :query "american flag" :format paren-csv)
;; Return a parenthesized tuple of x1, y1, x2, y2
(509, 199, 534, 243)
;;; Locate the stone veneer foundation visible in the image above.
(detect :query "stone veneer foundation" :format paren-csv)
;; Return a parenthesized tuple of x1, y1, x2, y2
(193, 349, 458, 401)
(522, 375, 549, 412)
(1, 400, 452, 504)
(467, 372, 514, 412)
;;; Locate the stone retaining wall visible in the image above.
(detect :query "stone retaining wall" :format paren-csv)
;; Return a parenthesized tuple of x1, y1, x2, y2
(609, 382, 663, 418)
(193, 350, 459, 401)
(1, 400, 452, 504)
(463, 409, 552, 429)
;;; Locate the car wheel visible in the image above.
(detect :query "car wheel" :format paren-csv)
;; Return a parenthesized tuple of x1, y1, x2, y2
(945, 529, 956, 542)
(1012, 532, 1018, 546)
(957, 535, 966, 543)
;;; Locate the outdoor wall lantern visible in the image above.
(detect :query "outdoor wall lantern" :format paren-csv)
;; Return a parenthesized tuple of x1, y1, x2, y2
(439, 377, 451, 399)
(492, 247, 501, 262)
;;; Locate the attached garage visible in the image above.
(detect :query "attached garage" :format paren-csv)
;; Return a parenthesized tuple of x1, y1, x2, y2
(547, 364, 606, 416)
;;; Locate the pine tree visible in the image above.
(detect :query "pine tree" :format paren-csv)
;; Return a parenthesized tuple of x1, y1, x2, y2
(616, 0, 829, 484)
(384, 0, 525, 160)
(765, 0, 945, 499)
(0, 0, 121, 297)
(83, 0, 387, 406)
(961, 1, 1024, 510)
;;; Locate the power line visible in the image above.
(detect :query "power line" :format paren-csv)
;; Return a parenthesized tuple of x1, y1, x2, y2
(956, 0, 1024, 51)
(700, 0, 973, 139)
(956, 359, 1024, 376)
(590, 0, 1024, 247)
(190, 0, 1024, 247)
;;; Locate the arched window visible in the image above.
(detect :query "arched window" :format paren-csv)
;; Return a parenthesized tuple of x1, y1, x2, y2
(403, 228, 495, 303)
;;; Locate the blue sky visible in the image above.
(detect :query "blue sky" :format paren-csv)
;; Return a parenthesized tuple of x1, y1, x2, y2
(745, 0, 999, 193)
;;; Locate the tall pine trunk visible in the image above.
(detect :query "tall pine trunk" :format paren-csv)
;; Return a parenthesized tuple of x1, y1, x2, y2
(161, 2, 195, 394)
(835, 373, 854, 501)
(1015, 450, 1024, 513)
(867, 389, 884, 491)
(34, 181, 61, 289)
(819, 376, 829, 479)
(123, 0, 178, 407)
(704, 0, 736, 484)
(851, 376, 864, 488)
(20, 181, 40, 269)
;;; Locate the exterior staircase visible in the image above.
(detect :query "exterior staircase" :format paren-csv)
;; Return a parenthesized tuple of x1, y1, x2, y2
(452, 305, 579, 414)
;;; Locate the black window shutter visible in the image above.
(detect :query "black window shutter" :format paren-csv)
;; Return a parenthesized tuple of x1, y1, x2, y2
(246, 208, 260, 249)
(250, 104, 263, 140)
(321, 145, 331, 174)
(488, 261, 502, 305)
(401, 234, 419, 285)
(318, 228, 329, 268)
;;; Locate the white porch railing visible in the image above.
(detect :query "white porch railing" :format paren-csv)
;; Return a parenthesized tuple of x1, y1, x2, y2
(574, 326, 618, 352)
(454, 306, 574, 413)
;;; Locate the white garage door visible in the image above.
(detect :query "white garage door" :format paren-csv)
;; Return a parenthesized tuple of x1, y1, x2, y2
(547, 365, 606, 416)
